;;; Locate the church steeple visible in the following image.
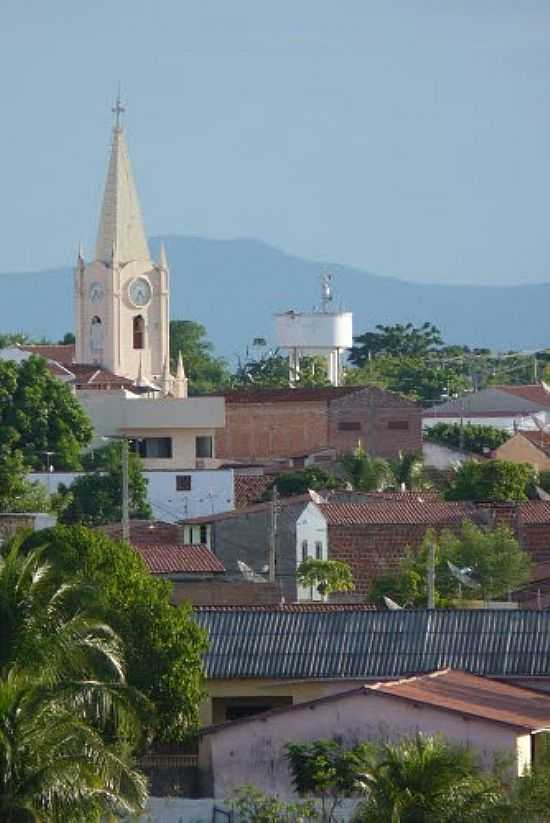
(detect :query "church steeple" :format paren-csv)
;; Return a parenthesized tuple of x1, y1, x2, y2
(95, 95, 150, 264)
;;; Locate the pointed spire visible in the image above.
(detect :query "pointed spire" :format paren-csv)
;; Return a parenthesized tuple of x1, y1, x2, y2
(161, 356, 173, 396)
(158, 242, 168, 271)
(176, 351, 185, 379)
(95, 96, 150, 264)
(174, 351, 188, 399)
(77, 241, 84, 261)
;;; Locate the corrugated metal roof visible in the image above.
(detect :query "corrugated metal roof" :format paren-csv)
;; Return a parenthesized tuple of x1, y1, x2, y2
(195, 608, 550, 680)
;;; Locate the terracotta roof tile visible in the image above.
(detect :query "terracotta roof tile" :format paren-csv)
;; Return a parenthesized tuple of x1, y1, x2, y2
(134, 543, 224, 574)
(320, 499, 475, 526)
(518, 501, 550, 525)
(194, 603, 377, 613)
(212, 385, 417, 406)
(369, 669, 550, 731)
(519, 430, 550, 457)
(98, 520, 181, 543)
(495, 384, 550, 406)
(20, 343, 75, 365)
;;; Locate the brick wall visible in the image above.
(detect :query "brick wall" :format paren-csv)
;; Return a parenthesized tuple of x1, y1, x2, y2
(171, 579, 280, 606)
(328, 388, 422, 458)
(216, 389, 422, 462)
(216, 400, 328, 460)
(328, 523, 431, 596)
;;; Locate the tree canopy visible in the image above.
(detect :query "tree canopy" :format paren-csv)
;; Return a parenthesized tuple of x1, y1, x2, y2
(232, 351, 330, 389)
(0, 356, 93, 470)
(169, 320, 229, 394)
(22, 525, 207, 743)
(296, 558, 355, 597)
(425, 422, 510, 455)
(445, 459, 535, 502)
(57, 442, 151, 526)
(350, 322, 444, 365)
(266, 466, 342, 498)
(0, 538, 147, 820)
(369, 521, 531, 606)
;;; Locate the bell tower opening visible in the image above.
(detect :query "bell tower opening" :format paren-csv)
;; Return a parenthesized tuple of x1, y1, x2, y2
(133, 315, 145, 350)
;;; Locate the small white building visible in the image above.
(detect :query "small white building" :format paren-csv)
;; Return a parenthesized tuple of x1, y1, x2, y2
(30, 469, 235, 523)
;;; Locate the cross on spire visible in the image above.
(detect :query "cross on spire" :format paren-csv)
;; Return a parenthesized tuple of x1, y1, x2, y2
(112, 93, 125, 130)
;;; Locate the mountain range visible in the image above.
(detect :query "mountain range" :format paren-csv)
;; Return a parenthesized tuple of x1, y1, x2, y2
(2, 235, 549, 364)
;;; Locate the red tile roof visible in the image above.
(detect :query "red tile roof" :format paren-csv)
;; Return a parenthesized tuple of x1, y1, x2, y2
(98, 520, 181, 543)
(20, 343, 75, 365)
(69, 363, 134, 387)
(518, 430, 550, 457)
(134, 543, 225, 574)
(518, 500, 550, 525)
(194, 603, 378, 613)
(320, 499, 475, 526)
(495, 384, 550, 407)
(368, 669, 550, 732)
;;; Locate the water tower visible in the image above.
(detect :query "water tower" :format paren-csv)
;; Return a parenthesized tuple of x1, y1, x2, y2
(274, 273, 353, 386)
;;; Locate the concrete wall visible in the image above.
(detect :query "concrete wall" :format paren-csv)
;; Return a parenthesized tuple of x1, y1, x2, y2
(201, 689, 527, 800)
(29, 469, 234, 522)
(81, 395, 224, 469)
(0, 513, 56, 544)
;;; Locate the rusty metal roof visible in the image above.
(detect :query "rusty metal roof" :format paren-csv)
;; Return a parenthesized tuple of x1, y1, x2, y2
(366, 669, 550, 731)
(195, 608, 550, 680)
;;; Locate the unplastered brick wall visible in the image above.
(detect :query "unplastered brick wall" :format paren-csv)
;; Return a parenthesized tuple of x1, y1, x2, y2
(328, 388, 422, 458)
(171, 580, 281, 606)
(328, 523, 431, 595)
(216, 400, 328, 460)
(0, 514, 38, 545)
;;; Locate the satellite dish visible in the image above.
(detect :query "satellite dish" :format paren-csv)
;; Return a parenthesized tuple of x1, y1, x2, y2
(383, 595, 403, 610)
(446, 560, 481, 589)
(237, 560, 266, 583)
(308, 489, 324, 504)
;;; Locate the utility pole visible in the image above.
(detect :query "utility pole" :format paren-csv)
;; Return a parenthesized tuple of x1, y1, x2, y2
(534, 354, 538, 384)
(427, 539, 436, 609)
(268, 485, 279, 583)
(122, 437, 129, 543)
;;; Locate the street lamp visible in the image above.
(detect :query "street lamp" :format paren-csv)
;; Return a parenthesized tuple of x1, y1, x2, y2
(101, 434, 133, 543)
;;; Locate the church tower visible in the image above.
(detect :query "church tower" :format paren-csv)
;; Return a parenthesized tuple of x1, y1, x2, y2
(75, 97, 171, 386)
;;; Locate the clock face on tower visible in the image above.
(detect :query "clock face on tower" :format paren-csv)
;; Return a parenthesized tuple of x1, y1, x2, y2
(128, 277, 152, 307)
(89, 281, 104, 303)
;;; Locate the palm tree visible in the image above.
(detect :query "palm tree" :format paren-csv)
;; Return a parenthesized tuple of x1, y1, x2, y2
(339, 444, 392, 492)
(389, 451, 425, 491)
(354, 734, 506, 823)
(0, 537, 147, 822)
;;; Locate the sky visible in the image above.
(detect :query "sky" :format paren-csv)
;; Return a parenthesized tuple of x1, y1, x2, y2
(2, 0, 550, 284)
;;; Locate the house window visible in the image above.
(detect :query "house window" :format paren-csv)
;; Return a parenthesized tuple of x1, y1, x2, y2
(315, 541, 323, 560)
(338, 421, 362, 431)
(196, 436, 213, 459)
(176, 475, 192, 491)
(200, 525, 208, 544)
(133, 315, 145, 349)
(301, 540, 308, 561)
(387, 420, 409, 430)
(135, 437, 172, 459)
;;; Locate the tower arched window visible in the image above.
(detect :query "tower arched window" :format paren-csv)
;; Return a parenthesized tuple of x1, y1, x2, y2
(133, 315, 145, 350)
(90, 316, 103, 352)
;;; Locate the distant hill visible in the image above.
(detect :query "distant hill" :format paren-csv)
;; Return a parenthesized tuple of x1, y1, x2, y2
(1, 235, 549, 364)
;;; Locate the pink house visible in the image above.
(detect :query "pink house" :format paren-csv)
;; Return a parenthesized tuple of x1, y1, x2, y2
(199, 669, 550, 799)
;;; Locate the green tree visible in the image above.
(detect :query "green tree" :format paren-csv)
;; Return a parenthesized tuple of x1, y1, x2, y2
(339, 445, 392, 492)
(389, 451, 425, 490)
(287, 740, 374, 822)
(169, 320, 229, 394)
(58, 441, 151, 526)
(233, 351, 330, 389)
(0, 538, 147, 821)
(0, 356, 93, 470)
(425, 423, 510, 455)
(23, 524, 207, 743)
(369, 521, 531, 606)
(355, 734, 505, 823)
(350, 322, 444, 365)
(0, 331, 29, 349)
(446, 459, 535, 502)
(59, 331, 76, 344)
(267, 467, 342, 498)
(296, 558, 355, 597)
(229, 785, 317, 822)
